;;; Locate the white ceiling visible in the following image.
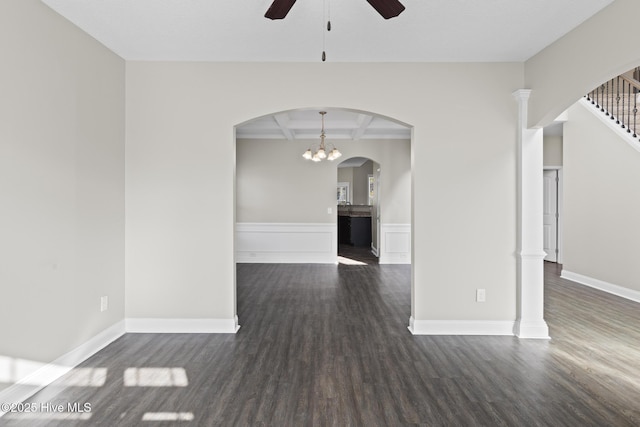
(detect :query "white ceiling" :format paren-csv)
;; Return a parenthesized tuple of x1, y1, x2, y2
(40, 0, 609, 138)
(41, 0, 614, 62)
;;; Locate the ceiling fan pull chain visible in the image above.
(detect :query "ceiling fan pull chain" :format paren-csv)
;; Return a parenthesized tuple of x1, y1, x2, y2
(321, 0, 329, 61)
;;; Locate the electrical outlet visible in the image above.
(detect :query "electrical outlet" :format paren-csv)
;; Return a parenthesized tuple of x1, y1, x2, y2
(476, 289, 486, 303)
(327, 207, 332, 214)
(100, 296, 108, 312)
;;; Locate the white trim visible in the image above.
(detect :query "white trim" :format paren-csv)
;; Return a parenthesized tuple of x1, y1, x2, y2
(513, 319, 551, 339)
(580, 97, 640, 153)
(125, 317, 240, 334)
(543, 166, 564, 264)
(0, 321, 125, 417)
(407, 317, 515, 336)
(561, 270, 640, 303)
(236, 223, 337, 264)
(370, 242, 379, 257)
(379, 223, 411, 265)
(512, 89, 550, 340)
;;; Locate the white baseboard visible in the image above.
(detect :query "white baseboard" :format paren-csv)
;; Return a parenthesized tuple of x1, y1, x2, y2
(408, 317, 515, 336)
(0, 320, 125, 417)
(379, 224, 411, 265)
(513, 319, 550, 339)
(561, 270, 640, 303)
(236, 223, 337, 264)
(125, 317, 240, 333)
(0, 315, 240, 417)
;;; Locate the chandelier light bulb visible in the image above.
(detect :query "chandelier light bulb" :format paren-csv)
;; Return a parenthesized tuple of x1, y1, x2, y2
(302, 111, 342, 163)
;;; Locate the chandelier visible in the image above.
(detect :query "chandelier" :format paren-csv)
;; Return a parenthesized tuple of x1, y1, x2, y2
(302, 111, 342, 162)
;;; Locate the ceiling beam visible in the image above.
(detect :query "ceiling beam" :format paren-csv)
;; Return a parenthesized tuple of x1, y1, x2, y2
(273, 113, 294, 141)
(352, 114, 374, 140)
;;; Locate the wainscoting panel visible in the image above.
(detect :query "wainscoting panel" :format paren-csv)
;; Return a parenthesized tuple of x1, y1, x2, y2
(236, 223, 337, 264)
(379, 224, 411, 265)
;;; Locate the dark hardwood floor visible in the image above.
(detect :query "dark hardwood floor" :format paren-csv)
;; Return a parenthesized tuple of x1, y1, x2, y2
(337, 244, 379, 265)
(3, 262, 640, 426)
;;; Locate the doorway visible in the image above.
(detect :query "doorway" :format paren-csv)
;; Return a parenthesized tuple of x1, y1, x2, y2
(543, 168, 562, 263)
(337, 157, 379, 265)
(235, 107, 413, 330)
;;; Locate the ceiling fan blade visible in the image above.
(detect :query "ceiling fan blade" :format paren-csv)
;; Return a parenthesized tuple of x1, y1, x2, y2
(265, 0, 297, 20)
(366, 0, 405, 19)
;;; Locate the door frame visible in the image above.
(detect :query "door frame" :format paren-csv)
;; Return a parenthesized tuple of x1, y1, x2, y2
(543, 166, 563, 264)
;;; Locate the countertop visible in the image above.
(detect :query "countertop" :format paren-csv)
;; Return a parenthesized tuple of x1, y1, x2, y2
(337, 205, 372, 218)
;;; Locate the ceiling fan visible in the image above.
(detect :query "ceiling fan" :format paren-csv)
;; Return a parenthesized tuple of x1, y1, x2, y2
(265, 0, 405, 20)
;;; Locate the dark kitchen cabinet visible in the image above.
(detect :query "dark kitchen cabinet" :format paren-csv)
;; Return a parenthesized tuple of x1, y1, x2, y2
(338, 215, 371, 247)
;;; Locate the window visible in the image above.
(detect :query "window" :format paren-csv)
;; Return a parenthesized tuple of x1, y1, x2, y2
(337, 182, 350, 204)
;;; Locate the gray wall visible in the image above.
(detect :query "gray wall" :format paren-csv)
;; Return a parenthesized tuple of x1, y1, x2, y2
(125, 61, 522, 323)
(0, 0, 125, 389)
(543, 135, 563, 167)
(236, 139, 335, 223)
(236, 139, 410, 224)
(3, 0, 640, 391)
(337, 167, 354, 203)
(526, 0, 640, 127)
(351, 160, 374, 205)
(337, 161, 374, 206)
(563, 101, 640, 292)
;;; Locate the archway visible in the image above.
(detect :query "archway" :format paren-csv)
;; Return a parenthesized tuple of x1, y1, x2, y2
(520, 59, 640, 338)
(234, 107, 413, 326)
(336, 156, 379, 265)
(540, 66, 640, 308)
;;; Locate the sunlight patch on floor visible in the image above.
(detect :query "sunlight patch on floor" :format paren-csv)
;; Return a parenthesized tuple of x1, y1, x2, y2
(57, 367, 107, 387)
(142, 412, 194, 421)
(124, 368, 188, 387)
(337, 256, 368, 266)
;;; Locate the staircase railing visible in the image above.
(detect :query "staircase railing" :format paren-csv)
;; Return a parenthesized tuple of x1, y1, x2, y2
(585, 67, 640, 139)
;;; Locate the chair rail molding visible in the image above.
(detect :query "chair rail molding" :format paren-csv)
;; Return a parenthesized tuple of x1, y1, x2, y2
(236, 223, 337, 264)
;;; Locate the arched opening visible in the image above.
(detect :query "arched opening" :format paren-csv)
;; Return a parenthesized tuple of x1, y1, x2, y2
(337, 156, 379, 265)
(234, 107, 412, 328)
(541, 65, 640, 298)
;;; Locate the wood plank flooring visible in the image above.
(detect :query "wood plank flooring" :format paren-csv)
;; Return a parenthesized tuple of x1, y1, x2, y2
(337, 244, 379, 265)
(3, 262, 640, 426)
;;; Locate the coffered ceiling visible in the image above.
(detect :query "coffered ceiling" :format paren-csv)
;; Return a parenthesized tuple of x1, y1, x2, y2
(236, 109, 410, 141)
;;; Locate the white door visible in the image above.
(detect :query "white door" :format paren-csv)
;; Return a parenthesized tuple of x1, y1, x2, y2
(375, 168, 381, 256)
(543, 170, 558, 262)
(369, 169, 381, 257)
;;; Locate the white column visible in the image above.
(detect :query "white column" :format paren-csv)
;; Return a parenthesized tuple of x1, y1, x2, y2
(513, 89, 550, 339)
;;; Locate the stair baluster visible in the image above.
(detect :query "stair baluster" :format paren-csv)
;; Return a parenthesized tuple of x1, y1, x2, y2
(585, 68, 640, 139)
